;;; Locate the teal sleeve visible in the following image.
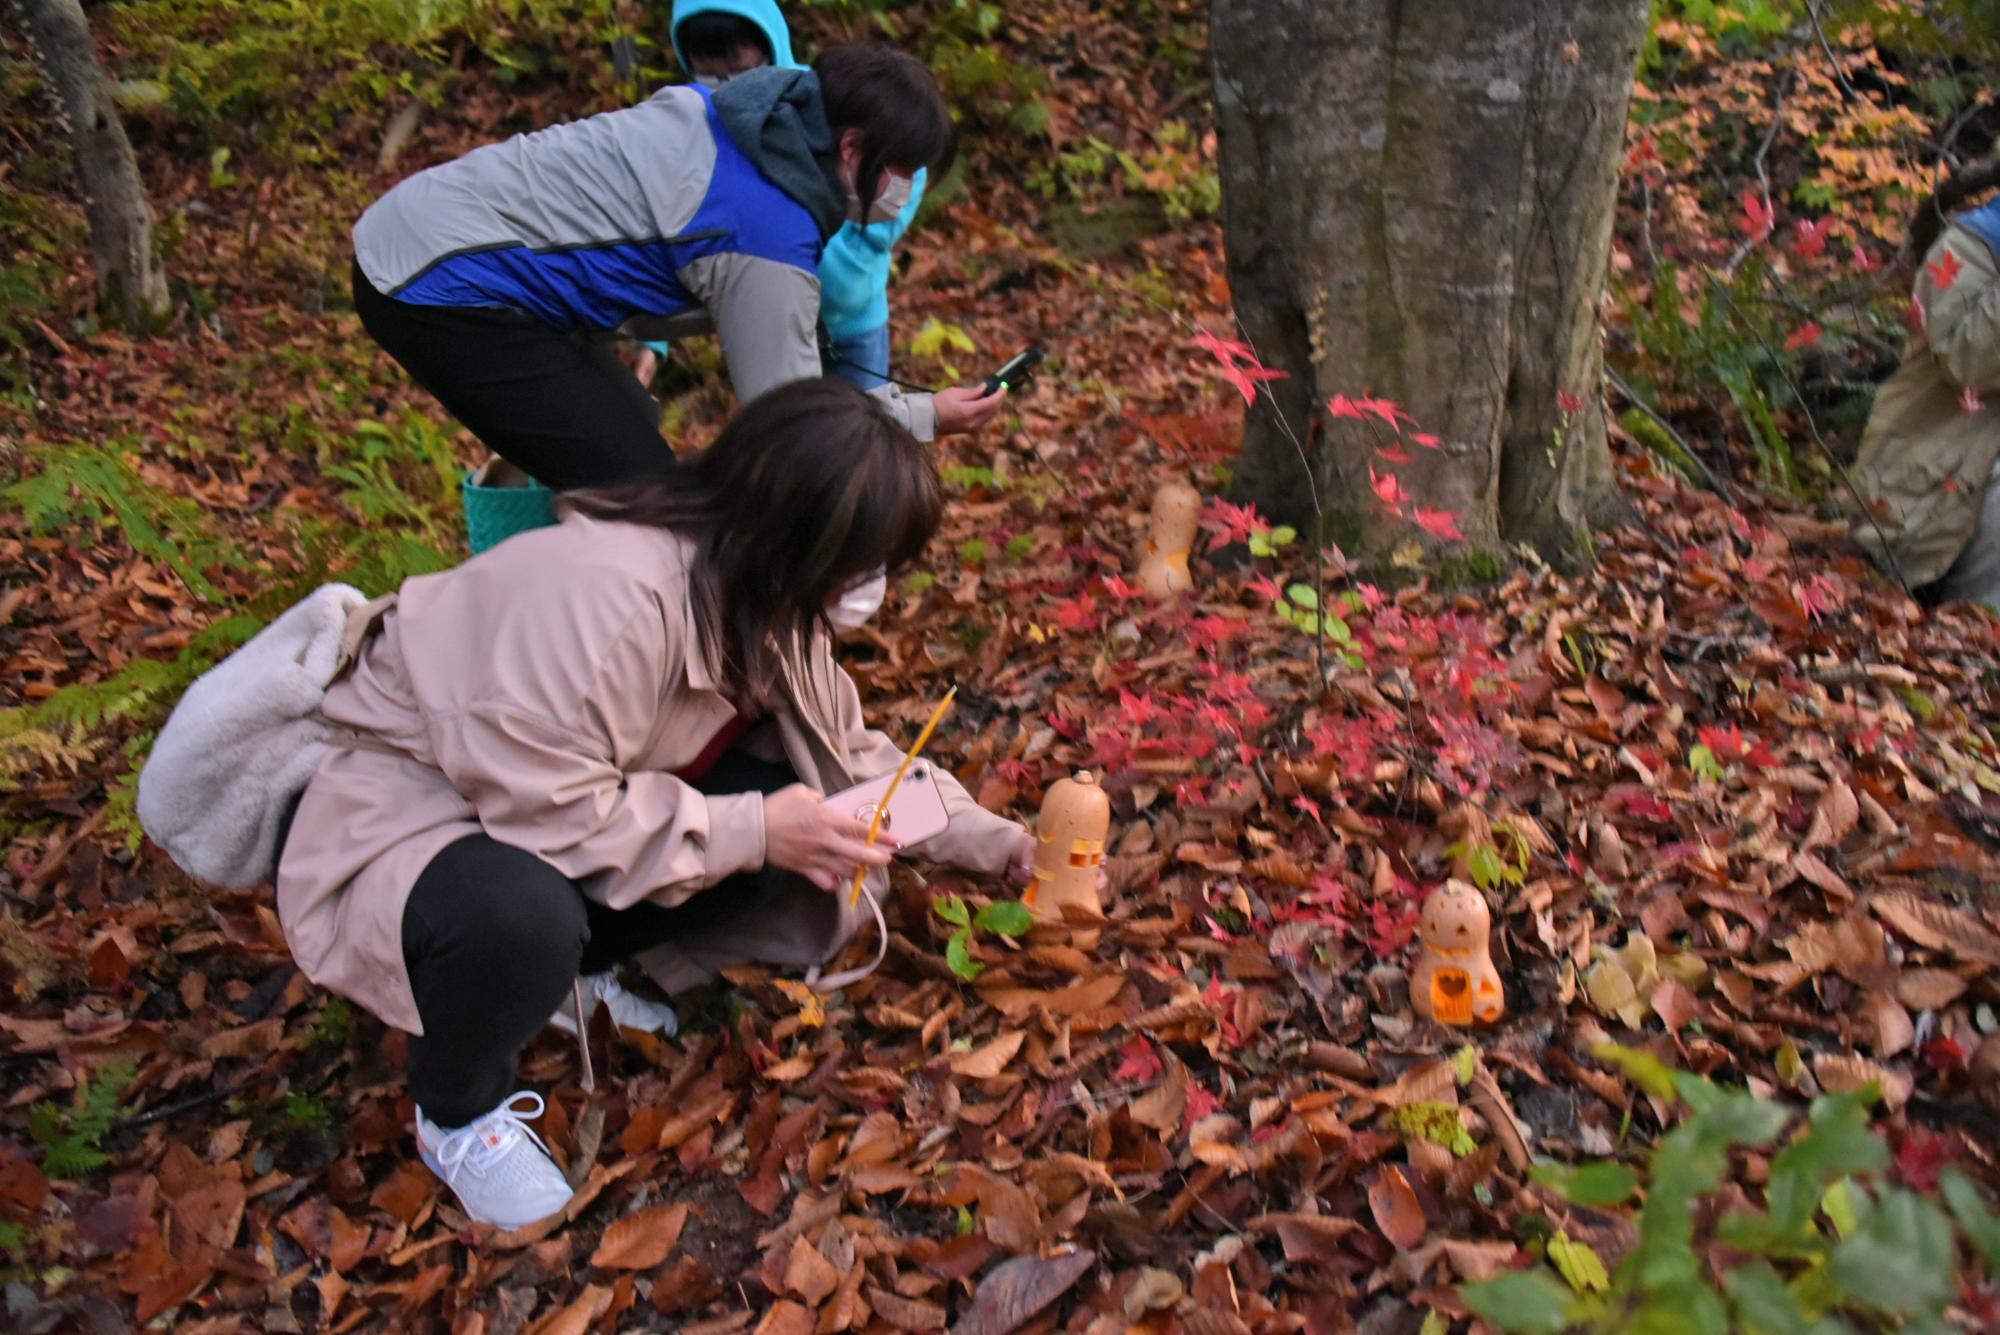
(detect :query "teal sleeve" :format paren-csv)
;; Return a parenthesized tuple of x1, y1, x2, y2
(818, 168, 928, 341)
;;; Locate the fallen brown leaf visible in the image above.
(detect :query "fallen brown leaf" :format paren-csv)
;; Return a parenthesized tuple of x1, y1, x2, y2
(950, 1248, 1096, 1335)
(950, 1030, 1026, 1079)
(590, 1201, 689, 1271)
(1367, 1164, 1427, 1250)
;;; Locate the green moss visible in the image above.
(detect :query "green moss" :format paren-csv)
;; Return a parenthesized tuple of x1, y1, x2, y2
(1432, 545, 1509, 589)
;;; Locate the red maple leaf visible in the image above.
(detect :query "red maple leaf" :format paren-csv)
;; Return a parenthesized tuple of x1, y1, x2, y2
(1557, 389, 1586, 416)
(1852, 242, 1881, 274)
(1192, 327, 1257, 367)
(1785, 321, 1822, 351)
(1103, 573, 1144, 602)
(1795, 574, 1840, 624)
(1248, 572, 1284, 604)
(1183, 1083, 1223, 1131)
(1088, 727, 1133, 773)
(1412, 506, 1465, 542)
(1926, 248, 1963, 292)
(1698, 724, 1750, 760)
(1114, 1036, 1164, 1084)
(1118, 689, 1160, 727)
(1737, 187, 1775, 240)
(1217, 359, 1289, 406)
(1053, 589, 1101, 632)
(1201, 498, 1265, 545)
(1326, 394, 1367, 420)
(1293, 793, 1324, 824)
(1369, 465, 1409, 508)
(1793, 216, 1833, 260)
(1377, 443, 1414, 464)
(1410, 432, 1444, 450)
(1895, 1128, 1956, 1192)
(1923, 1035, 1968, 1072)
(1355, 396, 1411, 425)
(994, 758, 1037, 785)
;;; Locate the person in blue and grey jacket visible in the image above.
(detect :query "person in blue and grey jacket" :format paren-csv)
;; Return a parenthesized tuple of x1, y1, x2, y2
(662, 0, 926, 392)
(351, 42, 1005, 514)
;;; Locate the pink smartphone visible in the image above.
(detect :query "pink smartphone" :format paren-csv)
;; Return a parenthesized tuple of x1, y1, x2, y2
(823, 763, 951, 847)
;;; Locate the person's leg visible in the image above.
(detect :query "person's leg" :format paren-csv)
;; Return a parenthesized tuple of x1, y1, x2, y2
(824, 325, 891, 392)
(402, 834, 589, 1125)
(352, 260, 668, 490)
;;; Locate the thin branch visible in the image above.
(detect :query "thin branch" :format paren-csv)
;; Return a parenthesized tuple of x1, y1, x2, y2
(1603, 365, 1727, 495)
(1803, 1, 1861, 103)
(1722, 67, 1798, 278)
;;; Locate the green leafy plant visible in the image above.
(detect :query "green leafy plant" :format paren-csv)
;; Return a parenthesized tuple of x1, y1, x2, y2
(282, 1091, 333, 1131)
(29, 1059, 137, 1180)
(305, 997, 352, 1048)
(1448, 824, 1532, 893)
(1463, 1043, 2000, 1333)
(6, 441, 242, 600)
(933, 893, 1034, 981)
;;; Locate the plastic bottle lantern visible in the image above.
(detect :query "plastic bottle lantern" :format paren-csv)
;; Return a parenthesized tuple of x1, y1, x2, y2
(1409, 881, 1505, 1027)
(1136, 482, 1201, 599)
(1025, 770, 1110, 920)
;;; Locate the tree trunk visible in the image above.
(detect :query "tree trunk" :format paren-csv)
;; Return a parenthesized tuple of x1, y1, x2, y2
(1210, 0, 1647, 568)
(15, 0, 171, 332)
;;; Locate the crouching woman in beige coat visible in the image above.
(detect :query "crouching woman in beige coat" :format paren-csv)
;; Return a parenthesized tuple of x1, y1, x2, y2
(275, 379, 1032, 1229)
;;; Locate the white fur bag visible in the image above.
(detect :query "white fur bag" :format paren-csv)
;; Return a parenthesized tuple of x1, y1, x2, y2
(138, 584, 374, 889)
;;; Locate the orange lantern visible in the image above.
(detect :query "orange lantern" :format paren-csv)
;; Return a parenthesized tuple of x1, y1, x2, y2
(1409, 881, 1504, 1027)
(1136, 482, 1201, 600)
(1025, 770, 1110, 920)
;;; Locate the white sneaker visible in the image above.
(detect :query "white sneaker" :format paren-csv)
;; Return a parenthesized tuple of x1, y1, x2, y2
(546, 972, 678, 1037)
(415, 1091, 574, 1230)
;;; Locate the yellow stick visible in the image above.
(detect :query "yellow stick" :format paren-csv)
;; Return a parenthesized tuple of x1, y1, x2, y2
(849, 686, 957, 906)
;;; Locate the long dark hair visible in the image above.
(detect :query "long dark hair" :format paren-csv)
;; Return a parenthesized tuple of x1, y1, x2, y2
(564, 378, 942, 712)
(815, 42, 957, 212)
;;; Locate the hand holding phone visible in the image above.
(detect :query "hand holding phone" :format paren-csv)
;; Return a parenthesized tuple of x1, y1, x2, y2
(982, 343, 1046, 395)
(820, 762, 952, 850)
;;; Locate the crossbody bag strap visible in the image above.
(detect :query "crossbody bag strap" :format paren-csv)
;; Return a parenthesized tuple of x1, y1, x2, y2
(334, 593, 398, 681)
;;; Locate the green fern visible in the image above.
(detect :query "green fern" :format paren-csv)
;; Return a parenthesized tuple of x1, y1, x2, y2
(4, 442, 239, 600)
(29, 1058, 137, 1180)
(0, 616, 261, 796)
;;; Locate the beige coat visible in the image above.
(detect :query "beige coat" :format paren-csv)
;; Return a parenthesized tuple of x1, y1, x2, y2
(276, 514, 1024, 1034)
(1850, 222, 2000, 588)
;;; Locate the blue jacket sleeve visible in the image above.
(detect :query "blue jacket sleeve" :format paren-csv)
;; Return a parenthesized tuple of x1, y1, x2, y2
(818, 168, 927, 341)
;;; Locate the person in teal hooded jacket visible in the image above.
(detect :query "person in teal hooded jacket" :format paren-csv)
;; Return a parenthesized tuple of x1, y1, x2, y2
(667, 0, 925, 391)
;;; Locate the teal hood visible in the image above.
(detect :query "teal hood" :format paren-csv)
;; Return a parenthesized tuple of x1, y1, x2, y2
(671, 0, 803, 72)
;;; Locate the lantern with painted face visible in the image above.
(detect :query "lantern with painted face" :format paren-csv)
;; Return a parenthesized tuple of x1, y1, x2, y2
(1026, 770, 1110, 920)
(1409, 880, 1505, 1027)
(1136, 481, 1201, 600)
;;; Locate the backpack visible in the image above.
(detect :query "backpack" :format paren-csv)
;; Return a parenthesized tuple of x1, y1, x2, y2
(137, 586, 394, 890)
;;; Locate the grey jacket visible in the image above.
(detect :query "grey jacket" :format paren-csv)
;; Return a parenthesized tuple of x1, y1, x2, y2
(352, 71, 936, 439)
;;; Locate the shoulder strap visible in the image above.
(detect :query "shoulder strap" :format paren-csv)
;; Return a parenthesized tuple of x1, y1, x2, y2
(334, 593, 398, 681)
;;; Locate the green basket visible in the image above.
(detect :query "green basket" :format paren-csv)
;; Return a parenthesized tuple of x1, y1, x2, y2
(462, 469, 556, 555)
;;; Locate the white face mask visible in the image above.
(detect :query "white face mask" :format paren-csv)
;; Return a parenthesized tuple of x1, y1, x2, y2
(827, 570, 888, 631)
(845, 169, 915, 226)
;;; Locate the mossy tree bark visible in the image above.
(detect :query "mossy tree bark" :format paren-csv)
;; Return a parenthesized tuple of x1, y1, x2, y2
(1209, 0, 1648, 568)
(16, 0, 172, 332)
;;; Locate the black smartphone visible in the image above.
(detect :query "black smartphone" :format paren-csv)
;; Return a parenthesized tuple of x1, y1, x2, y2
(982, 343, 1046, 395)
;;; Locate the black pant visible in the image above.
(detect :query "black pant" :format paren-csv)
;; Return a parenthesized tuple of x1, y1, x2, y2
(399, 750, 795, 1126)
(351, 260, 671, 490)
